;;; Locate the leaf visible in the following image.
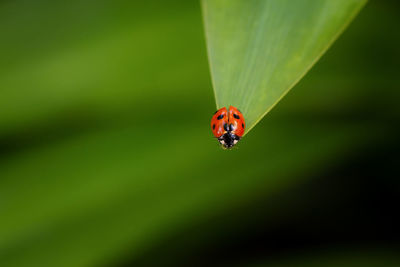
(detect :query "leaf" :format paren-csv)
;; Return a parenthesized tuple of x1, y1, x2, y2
(1, 0, 396, 266)
(202, 0, 367, 133)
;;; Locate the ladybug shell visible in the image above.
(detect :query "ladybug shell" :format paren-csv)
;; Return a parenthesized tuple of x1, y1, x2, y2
(211, 106, 245, 149)
(228, 106, 245, 137)
(211, 107, 228, 138)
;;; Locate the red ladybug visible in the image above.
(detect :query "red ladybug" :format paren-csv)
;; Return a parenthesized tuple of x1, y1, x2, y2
(211, 105, 245, 149)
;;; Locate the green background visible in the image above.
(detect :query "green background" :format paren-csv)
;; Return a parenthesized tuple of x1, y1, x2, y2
(0, 0, 399, 266)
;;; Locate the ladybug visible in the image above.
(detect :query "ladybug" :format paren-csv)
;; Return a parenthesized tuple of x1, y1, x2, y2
(211, 105, 245, 149)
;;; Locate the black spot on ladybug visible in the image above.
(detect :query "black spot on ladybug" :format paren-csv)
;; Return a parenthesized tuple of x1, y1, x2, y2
(229, 123, 235, 131)
(217, 114, 224, 120)
(223, 123, 228, 131)
(242, 123, 244, 128)
(214, 110, 218, 114)
(212, 124, 215, 130)
(233, 114, 240, 119)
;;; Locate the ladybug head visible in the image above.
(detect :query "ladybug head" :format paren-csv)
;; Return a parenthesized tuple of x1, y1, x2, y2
(218, 132, 240, 149)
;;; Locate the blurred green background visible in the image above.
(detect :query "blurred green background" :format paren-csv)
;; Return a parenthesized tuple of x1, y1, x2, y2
(0, 0, 399, 266)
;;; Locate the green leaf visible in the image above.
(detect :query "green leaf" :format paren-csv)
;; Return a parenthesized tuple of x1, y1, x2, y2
(202, 0, 367, 133)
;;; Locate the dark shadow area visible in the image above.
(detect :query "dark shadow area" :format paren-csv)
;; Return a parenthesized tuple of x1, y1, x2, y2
(117, 132, 400, 267)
